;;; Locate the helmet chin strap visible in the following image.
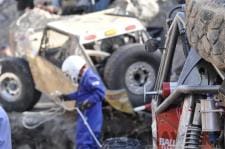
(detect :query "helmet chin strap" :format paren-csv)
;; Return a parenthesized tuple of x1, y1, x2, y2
(77, 64, 87, 83)
(73, 77, 78, 84)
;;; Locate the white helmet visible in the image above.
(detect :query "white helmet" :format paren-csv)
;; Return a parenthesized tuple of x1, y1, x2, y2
(62, 55, 86, 83)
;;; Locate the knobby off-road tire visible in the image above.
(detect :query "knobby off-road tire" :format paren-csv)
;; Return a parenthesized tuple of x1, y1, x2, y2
(0, 58, 41, 112)
(186, 0, 225, 69)
(104, 43, 160, 107)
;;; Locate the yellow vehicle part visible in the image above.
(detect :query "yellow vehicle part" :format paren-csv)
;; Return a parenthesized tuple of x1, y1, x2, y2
(104, 29, 117, 36)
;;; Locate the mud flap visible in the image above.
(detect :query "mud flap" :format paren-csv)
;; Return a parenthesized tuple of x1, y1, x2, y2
(106, 89, 133, 114)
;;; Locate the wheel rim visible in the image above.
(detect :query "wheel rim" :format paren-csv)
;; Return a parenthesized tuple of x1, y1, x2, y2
(0, 73, 22, 102)
(125, 61, 155, 95)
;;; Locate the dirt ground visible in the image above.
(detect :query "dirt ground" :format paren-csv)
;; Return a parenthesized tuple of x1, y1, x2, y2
(9, 101, 152, 149)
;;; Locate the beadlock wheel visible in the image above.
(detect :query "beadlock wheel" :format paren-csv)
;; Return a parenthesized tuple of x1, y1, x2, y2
(0, 73, 22, 102)
(104, 43, 160, 107)
(125, 61, 155, 95)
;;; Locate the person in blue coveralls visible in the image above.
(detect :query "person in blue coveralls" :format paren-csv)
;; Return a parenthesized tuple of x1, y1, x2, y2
(61, 55, 105, 149)
(0, 106, 12, 149)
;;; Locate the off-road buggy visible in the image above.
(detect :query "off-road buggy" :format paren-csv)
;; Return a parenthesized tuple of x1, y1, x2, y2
(141, 1, 225, 148)
(0, 8, 161, 112)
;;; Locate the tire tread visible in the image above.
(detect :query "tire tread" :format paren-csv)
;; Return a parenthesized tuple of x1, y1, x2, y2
(186, 0, 225, 69)
(0, 57, 41, 112)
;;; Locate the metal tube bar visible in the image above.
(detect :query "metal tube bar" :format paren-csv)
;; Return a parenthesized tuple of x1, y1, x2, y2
(145, 91, 162, 95)
(161, 16, 179, 83)
(75, 107, 102, 148)
(155, 85, 220, 114)
(177, 13, 190, 57)
(201, 109, 224, 113)
(153, 15, 180, 105)
(212, 64, 225, 80)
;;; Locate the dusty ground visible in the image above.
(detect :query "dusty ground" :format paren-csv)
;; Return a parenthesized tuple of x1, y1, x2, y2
(10, 111, 75, 149)
(9, 102, 151, 149)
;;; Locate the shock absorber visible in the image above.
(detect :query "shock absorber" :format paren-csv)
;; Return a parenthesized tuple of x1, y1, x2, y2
(184, 103, 202, 148)
(201, 96, 223, 145)
(184, 125, 202, 148)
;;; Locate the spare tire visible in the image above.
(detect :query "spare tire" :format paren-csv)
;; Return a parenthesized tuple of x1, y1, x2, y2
(104, 43, 160, 107)
(0, 57, 41, 112)
(186, 0, 225, 69)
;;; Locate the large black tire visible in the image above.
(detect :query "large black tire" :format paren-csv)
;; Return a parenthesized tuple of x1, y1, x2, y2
(104, 43, 160, 107)
(186, 0, 225, 69)
(0, 57, 41, 112)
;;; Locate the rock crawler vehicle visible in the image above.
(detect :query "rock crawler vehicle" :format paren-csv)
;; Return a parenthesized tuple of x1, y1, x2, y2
(143, 1, 225, 148)
(0, 8, 161, 113)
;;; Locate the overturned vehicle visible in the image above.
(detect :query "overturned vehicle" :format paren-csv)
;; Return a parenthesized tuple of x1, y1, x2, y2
(0, 8, 161, 112)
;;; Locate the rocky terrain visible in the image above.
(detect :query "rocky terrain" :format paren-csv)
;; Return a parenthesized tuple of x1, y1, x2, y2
(9, 104, 152, 149)
(10, 111, 75, 149)
(0, 0, 17, 48)
(0, 0, 179, 48)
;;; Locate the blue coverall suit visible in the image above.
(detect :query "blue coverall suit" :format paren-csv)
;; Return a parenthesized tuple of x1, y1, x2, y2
(0, 106, 12, 149)
(66, 68, 105, 149)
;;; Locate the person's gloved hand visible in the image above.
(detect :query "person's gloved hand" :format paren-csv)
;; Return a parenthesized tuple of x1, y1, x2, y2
(78, 99, 92, 110)
(59, 94, 70, 101)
